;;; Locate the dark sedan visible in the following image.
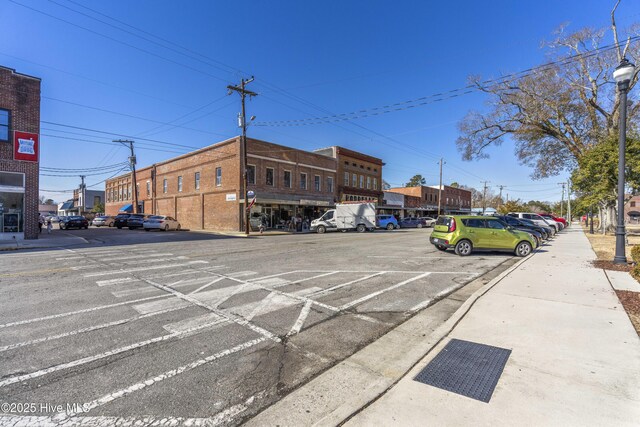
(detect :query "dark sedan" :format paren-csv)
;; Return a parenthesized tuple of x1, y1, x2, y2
(114, 214, 131, 229)
(59, 216, 89, 230)
(126, 214, 150, 230)
(399, 217, 427, 228)
(496, 215, 551, 240)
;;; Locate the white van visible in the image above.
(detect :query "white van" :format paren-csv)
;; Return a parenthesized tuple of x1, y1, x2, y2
(311, 203, 376, 233)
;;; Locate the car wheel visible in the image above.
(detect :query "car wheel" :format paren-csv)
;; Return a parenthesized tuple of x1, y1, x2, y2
(117, 226, 122, 229)
(109, 222, 114, 227)
(317, 225, 326, 234)
(386, 223, 394, 230)
(177, 224, 181, 231)
(417, 223, 423, 229)
(356, 224, 366, 233)
(515, 241, 532, 257)
(145, 228, 150, 232)
(435, 244, 447, 251)
(164, 224, 169, 231)
(454, 240, 473, 256)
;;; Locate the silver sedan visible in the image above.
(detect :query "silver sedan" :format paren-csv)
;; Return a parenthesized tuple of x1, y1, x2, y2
(143, 215, 181, 231)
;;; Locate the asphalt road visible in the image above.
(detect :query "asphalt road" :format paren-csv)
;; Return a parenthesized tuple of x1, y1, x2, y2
(0, 227, 516, 426)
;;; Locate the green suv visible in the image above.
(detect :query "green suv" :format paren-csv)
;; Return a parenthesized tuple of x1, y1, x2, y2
(430, 215, 536, 257)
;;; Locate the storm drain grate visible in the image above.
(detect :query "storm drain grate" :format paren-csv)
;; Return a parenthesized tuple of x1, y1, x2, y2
(414, 338, 511, 403)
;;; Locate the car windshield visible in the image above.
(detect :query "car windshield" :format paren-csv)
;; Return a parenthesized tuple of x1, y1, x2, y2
(149, 216, 164, 220)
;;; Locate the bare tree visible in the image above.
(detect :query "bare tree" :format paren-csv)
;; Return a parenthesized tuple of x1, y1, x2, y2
(456, 2, 639, 179)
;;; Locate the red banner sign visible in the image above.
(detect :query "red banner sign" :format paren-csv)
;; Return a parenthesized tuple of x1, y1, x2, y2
(14, 131, 39, 162)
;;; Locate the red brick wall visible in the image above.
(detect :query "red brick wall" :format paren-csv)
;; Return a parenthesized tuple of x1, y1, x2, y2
(0, 66, 41, 239)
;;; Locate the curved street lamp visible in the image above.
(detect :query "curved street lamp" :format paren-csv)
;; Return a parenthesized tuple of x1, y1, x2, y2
(613, 58, 636, 264)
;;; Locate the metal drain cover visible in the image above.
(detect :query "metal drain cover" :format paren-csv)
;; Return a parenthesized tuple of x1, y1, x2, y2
(414, 338, 511, 402)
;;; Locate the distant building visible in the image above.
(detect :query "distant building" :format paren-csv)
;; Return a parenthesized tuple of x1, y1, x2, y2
(0, 66, 41, 240)
(72, 188, 104, 214)
(39, 204, 56, 216)
(471, 207, 498, 216)
(386, 185, 471, 216)
(624, 195, 640, 224)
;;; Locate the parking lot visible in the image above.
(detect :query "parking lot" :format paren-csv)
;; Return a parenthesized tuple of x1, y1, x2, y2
(0, 227, 519, 426)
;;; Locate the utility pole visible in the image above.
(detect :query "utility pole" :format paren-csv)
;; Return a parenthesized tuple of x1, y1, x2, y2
(79, 175, 86, 215)
(228, 77, 257, 235)
(497, 185, 504, 209)
(567, 180, 572, 223)
(114, 140, 138, 214)
(437, 158, 445, 216)
(558, 182, 566, 217)
(481, 181, 490, 215)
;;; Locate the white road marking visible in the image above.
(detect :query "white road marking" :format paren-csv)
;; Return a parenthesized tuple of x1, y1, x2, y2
(56, 338, 268, 421)
(340, 272, 432, 310)
(246, 292, 276, 321)
(307, 272, 386, 297)
(118, 256, 189, 265)
(163, 313, 227, 334)
(227, 271, 258, 278)
(251, 277, 291, 287)
(112, 277, 220, 298)
(96, 277, 136, 286)
(70, 265, 101, 270)
(97, 252, 175, 261)
(83, 260, 209, 277)
(409, 283, 464, 313)
(246, 271, 301, 281)
(0, 317, 231, 388)
(0, 294, 170, 329)
(287, 300, 313, 336)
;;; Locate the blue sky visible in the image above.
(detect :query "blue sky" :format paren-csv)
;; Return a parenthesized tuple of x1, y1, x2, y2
(2, 0, 638, 203)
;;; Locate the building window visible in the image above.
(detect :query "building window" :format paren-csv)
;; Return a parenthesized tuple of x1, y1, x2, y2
(344, 171, 349, 186)
(284, 170, 291, 188)
(300, 173, 307, 190)
(216, 167, 222, 186)
(632, 201, 636, 207)
(266, 168, 274, 186)
(163, 179, 168, 193)
(359, 175, 364, 188)
(195, 172, 200, 190)
(373, 178, 377, 190)
(352, 173, 357, 187)
(327, 176, 334, 193)
(178, 176, 183, 192)
(146, 181, 150, 197)
(136, 183, 140, 197)
(0, 109, 9, 142)
(366, 176, 371, 189)
(247, 165, 255, 185)
(315, 175, 321, 191)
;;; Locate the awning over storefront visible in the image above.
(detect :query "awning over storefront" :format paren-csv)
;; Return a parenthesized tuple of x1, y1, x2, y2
(119, 204, 133, 212)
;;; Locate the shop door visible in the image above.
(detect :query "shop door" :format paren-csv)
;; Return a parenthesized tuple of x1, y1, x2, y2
(263, 207, 273, 228)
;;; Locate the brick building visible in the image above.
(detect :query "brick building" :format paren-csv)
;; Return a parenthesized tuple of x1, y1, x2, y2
(0, 66, 41, 240)
(314, 146, 383, 204)
(387, 185, 471, 216)
(105, 137, 338, 231)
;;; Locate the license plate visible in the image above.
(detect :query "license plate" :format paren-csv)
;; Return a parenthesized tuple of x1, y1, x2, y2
(432, 238, 441, 243)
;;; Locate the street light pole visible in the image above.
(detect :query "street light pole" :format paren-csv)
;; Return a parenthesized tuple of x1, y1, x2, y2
(613, 58, 636, 264)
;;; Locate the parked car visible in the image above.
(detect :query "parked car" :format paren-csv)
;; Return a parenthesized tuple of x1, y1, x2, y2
(143, 215, 181, 231)
(46, 215, 61, 223)
(59, 215, 89, 230)
(126, 214, 150, 229)
(496, 215, 552, 240)
(540, 213, 568, 227)
(92, 215, 115, 227)
(493, 215, 544, 246)
(507, 212, 557, 235)
(430, 215, 535, 257)
(376, 214, 399, 230)
(539, 214, 564, 231)
(114, 214, 131, 229)
(399, 217, 427, 228)
(249, 213, 270, 231)
(419, 216, 437, 227)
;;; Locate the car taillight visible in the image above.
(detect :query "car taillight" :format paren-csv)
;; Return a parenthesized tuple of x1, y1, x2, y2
(449, 218, 456, 232)
(159, 220, 165, 223)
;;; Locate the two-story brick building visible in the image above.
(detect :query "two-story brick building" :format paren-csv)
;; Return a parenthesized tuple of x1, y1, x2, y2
(387, 185, 471, 217)
(0, 66, 41, 240)
(105, 137, 338, 231)
(314, 146, 383, 204)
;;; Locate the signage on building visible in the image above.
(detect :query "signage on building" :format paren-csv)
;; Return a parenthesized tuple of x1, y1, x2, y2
(13, 131, 39, 162)
(225, 193, 237, 202)
(300, 199, 332, 206)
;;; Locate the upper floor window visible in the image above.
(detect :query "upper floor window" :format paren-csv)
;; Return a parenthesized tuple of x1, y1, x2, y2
(266, 167, 274, 186)
(632, 201, 637, 207)
(373, 178, 377, 190)
(195, 172, 200, 190)
(344, 171, 349, 186)
(163, 179, 168, 193)
(146, 181, 151, 197)
(0, 109, 9, 142)
(216, 167, 222, 186)
(300, 173, 307, 190)
(366, 176, 371, 189)
(284, 170, 291, 188)
(247, 165, 255, 185)
(178, 176, 183, 192)
(314, 175, 321, 191)
(327, 176, 334, 193)
(352, 173, 357, 187)
(359, 175, 364, 188)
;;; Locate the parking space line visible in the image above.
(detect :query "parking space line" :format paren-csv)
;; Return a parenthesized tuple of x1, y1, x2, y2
(117, 256, 189, 265)
(246, 271, 301, 282)
(340, 272, 432, 310)
(83, 260, 209, 277)
(0, 316, 233, 388)
(306, 272, 386, 297)
(56, 338, 267, 422)
(96, 277, 136, 286)
(188, 277, 226, 295)
(287, 300, 313, 336)
(409, 282, 462, 313)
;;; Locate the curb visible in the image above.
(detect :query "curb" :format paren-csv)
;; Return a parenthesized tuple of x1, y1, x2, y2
(246, 250, 536, 427)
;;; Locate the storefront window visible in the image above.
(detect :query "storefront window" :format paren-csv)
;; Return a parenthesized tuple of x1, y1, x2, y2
(0, 172, 25, 234)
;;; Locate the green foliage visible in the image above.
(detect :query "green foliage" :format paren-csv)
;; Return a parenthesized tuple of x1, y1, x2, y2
(498, 199, 525, 214)
(631, 245, 640, 264)
(405, 174, 426, 187)
(525, 200, 552, 213)
(571, 134, 640, 207)
(92, 202, 105, 213)
(450, 182, 459, 188)
(631, 264, 640, 281)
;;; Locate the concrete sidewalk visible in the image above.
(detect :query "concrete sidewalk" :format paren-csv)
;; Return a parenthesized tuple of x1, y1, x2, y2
(347, 226, 640, 426)
(0, 230, 87, 251)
